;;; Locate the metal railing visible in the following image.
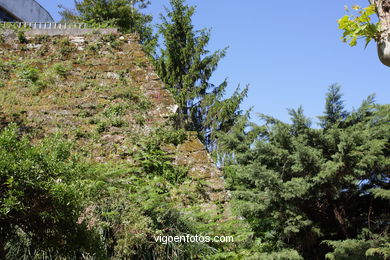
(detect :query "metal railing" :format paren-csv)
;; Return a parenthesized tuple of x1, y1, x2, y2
(0, 22, 99, 30)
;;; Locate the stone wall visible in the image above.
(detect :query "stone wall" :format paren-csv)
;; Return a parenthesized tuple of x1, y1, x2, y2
(26, 28, 119, 36)
(1, 28, 119, 38)
(0, 33, 231, 219)
(171, 132, 231, 215)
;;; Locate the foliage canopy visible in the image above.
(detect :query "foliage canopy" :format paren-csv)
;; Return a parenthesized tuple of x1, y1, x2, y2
(337, 5, 380, 47)
(218, 85, 390, 259)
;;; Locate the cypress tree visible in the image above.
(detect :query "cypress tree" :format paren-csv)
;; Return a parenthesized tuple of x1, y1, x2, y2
(155, 0, 247, 149)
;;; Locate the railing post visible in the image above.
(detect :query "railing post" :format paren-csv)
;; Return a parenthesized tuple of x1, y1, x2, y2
(0, 21, 103, 31)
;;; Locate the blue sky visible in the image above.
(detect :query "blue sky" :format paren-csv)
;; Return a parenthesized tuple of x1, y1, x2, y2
(39, 0, 389, 124)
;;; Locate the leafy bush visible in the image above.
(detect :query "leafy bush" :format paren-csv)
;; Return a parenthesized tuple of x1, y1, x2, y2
(0, 124, 102, 259)
(0, 62, 12, 80)
(15, 64, 47, 94)
(101, 103, 129, 128)
(88, 171, 214, 259)
(35, 34, 49, 44)
(110, 117, 126, 127)
(96, 120, 108, 133)
(52, 63, 71, 78)
(133, 128, 189, 184)
(103, 103, 127, 118)
(57, 38, 76, 57)
(17, 31, 28, 44)
(135, 148, 187, 183)
(17, 66, 40, 83)
(155, 128, 187, 146)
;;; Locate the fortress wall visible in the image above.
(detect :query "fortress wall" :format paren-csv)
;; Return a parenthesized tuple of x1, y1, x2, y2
(26, 28, 119, 36)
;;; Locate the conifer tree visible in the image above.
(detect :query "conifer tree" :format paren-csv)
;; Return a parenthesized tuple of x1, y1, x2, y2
(155, 0, 247, 149)
(318, 84, 348, 128)
(219, 86, 390, 259)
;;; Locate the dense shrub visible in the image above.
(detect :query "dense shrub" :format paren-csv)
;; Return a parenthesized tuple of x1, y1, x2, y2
(0, 124, 103, 259)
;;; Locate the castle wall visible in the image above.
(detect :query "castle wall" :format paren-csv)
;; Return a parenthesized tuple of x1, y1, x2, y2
(25, 28, 118, 36)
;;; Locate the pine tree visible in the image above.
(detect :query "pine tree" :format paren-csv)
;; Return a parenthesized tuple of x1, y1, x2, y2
(220, 86, 390, 259)
(155, 0, 247, 149)
(318, 84, 348, 129)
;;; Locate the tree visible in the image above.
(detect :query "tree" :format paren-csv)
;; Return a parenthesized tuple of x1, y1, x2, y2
(370, 0, 390, 66)
(338, 1, 390, 66)
(155, 0, 247, 149)
(318, 84, 348, 129)
(60, 0, 154, 45)
(219, 86, 390, 259)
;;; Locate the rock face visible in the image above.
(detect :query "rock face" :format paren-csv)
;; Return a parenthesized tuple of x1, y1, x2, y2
(0, 32, 230, 216)
(166, 131, 230, 214)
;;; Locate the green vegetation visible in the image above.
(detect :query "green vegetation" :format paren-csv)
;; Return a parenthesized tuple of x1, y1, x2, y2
(0, 124, 101, 259)
(337, 4, 380, 47)
(0, 0, 388, 259)
(52, 63, 72, 78)
(217, 85, 390, 259)
(0, 123, 249, 259)
(155, 0, 247, 149)
(17, 30, 28, 44)
(57, 38, 76, 57)
(337, 2, 390, 66)
(0, 31, 249, 259)
(60, 0, 155, 46)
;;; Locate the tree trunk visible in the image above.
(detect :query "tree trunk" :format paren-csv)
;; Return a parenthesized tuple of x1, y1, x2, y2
(372, 0, 390, 66)
(330, 200, 349, 238)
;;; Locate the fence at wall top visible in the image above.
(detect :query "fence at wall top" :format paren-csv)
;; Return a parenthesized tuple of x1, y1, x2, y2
(0, 22, 106, 29)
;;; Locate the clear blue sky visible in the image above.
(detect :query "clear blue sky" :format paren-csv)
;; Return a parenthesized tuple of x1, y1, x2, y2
(39, 0, 389, 124)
